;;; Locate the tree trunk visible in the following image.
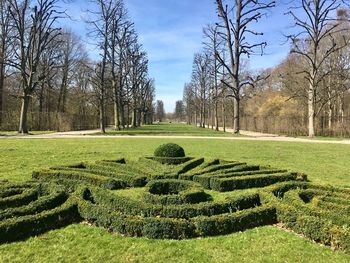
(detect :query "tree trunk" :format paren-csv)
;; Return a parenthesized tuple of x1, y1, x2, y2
(121, 104, 125, 129)
(0, 58, 4, 126)
(215, 101, 219, 131)
(132, 108, 137, 127)
(233, 97, 240, 134)
(328, 99, 332, 130)
(114, 99, 121, 130)
(308, 85, 315, 137)
(222, 101, 226, 132)
(19, 94, 30, 133)
(99, 99, 105, 133)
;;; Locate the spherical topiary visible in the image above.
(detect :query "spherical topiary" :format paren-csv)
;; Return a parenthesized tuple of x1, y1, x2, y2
(154, 143, 185, 158)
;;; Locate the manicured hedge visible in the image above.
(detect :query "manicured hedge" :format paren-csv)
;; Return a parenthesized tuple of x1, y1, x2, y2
(0, 188, 38, 209)
(143, 179, 209, 205)
(154, 143, 186, 158)
(32, 170, 127, 190)
(259, 182, 350, 254)
(51, 163, 147, 187)
(79, 185, 262, 219)
(0, 199, 80, 243)
(193, 205, 277, 236)
(191, 162, 246, 176)
(176, 158, 205, 175)
(192, 165, 270, 189)
(76, 186, 275, 239)
(147, 156, 192, 165)
(77, 190, 197, 239)
(210, 172, 298, 192)
(0, 183, 81, 244)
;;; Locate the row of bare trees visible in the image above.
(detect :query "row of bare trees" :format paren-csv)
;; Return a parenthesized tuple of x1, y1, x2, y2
(182, 0, 350, 137)
(0, 0, 155, 133)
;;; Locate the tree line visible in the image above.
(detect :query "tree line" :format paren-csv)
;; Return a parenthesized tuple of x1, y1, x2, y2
(180, 0, 350, 137)
(0, 0, 155, 133)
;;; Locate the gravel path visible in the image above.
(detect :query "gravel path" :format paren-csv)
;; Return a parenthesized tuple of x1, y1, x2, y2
(1, 128, 350, 145)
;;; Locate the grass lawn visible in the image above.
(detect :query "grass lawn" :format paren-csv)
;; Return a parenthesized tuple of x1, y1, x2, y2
(1, 136, 350, 262)
(95, 122, 240, 137)
(0, 131, 54, 136)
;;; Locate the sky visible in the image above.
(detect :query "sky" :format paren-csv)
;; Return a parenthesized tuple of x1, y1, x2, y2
(60, 0, 298, 112)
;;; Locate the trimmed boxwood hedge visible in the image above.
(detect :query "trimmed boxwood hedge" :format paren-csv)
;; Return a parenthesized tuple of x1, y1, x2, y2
(154, 143, 186, 158)
(80, 185, 262, 219)
(7, 148, 348, 248)
(32, 170, 127, 190)
(143, 179, 210, 205)
(210, 172, 299, 192)
(147, 156, 192, 165)
(0, 182, 81, 244)
(193, 205, 277, 236)
(259, 182, 350, 254)
(76, 186, 275, 239)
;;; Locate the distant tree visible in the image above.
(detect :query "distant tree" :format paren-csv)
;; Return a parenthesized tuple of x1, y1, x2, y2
(155, 100, 165, 122)
(174, 100, 185, 122)
(203, 24, 221, 130)
(87, 0, 121, 133)
(286, 0, 350, 137)
(0, 0, 11, 126)
(183, 83, 195, 125)
(8, 0, 62, 133)
(216, 0, 275, 133)
(191, 52, 212, 128)
(56, 30, 85, 114)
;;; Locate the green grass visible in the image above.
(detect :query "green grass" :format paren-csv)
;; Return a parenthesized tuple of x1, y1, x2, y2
(96, 123, 239, 137)
(293, 135, 349, 141)
(0, 131, 54, 136)
(1, 136, 350, 262)
(1, 224, 348, 263)
(1, 138, 350, 187)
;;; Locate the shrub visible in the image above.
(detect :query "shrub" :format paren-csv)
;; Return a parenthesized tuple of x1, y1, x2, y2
(143, 179, 210, 205)
(154, 143, 185, 158)
(0, 200, 80, 244)
(148, 156, 191, 165)
(0, 182, 81, 244)
(193, 206, 277, 236)
(210, 172, 298, 192)
(32, 170, 127, 190)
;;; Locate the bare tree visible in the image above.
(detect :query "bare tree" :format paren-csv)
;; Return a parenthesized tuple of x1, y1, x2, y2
(287, 0, 350, 137)
(0, 0, 11, 126)
(56, 30, 84, 113)
(8, 0, 62, 133)
(87, 0, 120, 133)
(191, 52, 212, 128)
(174, 100, 185, 122)
(216, 0, 275, 133)
(155, 100, 165, 122)
(203, 24, 222, 131)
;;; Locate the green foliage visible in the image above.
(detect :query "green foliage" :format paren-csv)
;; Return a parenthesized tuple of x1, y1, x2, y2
(144, 179, 208, 205)
(260, 182, 350, 254)
(154, 143, 186, 158)
(76, 185, 273, 239)
(193, 206, 277, 236)
(32, 170, 127, 190)
(210, 172, 299, 192)
(2, 137, 350, 261)
(0, 182, 81, 244)
(149, 156, 191, 165)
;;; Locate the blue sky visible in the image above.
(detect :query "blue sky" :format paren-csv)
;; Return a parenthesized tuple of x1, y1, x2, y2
(60, 0, 297, 112)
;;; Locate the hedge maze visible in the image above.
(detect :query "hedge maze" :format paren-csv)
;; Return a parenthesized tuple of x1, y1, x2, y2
(1, 143, 350, 254)
(0, 182, 79, 243)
